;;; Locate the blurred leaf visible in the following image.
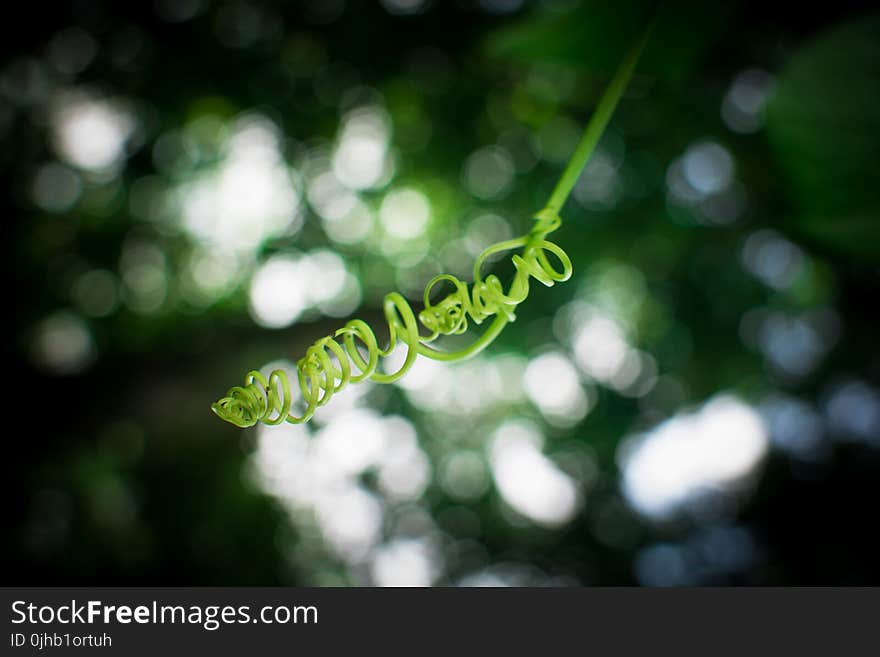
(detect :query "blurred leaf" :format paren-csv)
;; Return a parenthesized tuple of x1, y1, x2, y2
(485, 0, 735, 83)
(766, 14, 880, 259)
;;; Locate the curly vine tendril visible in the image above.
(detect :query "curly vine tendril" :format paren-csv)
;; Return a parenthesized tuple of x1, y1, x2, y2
(211, 210, 570, 427)
(212, 24, 652, 428)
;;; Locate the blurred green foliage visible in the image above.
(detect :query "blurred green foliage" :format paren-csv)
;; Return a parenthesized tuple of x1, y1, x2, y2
(3, 1, 880, 587)
(766, 15, 880, 259)
(487, 0, 735, 83)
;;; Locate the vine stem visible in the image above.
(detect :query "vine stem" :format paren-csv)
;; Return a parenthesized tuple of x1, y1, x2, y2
(420, 23, 655, 364)
(212, 22, 655, 427)
(544, 23, 653, 215)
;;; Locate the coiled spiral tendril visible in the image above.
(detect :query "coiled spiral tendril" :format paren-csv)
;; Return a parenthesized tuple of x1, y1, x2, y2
(212, 208, 572, 427)
(212, 23, 652, 428)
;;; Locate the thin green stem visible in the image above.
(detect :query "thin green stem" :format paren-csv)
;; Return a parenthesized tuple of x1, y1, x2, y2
(213, 24, 654, 428)
(418, 315, 509, 361)
(544, 23, 653, 215)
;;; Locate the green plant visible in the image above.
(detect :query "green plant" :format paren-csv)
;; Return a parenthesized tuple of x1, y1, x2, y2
(212, 28, 651, 428)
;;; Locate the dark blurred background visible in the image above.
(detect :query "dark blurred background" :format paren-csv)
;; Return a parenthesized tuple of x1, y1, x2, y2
(3, 0, 879, 586)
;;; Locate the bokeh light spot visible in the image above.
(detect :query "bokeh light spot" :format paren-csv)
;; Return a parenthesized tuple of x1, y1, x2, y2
(620, 395, 768, 520)
(463, 145, 515, 200)
(379, 187, 430, 239)
(31, 311, 96, 375)
(490, 420, 580, 527)
(31, 162, 82, 212)
(51, 90, 135, 174)
(248, 254, 309, 329)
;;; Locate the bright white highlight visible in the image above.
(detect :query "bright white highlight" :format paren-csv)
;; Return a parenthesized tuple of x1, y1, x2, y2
(248, 255, 308, 328)
(620, 395, 768, 519)
(371, 538, 437, 586)
(302, 249, 347, 304)
(376, 417, 431, 501)
(332, 107, 392, 190)
(314, 485, 384, 562)
(387, 346, 514, 418)
(177, 114, 301, 254)
(489, 421, 580, 527)
(572, 315, 629, 381)
(321, 196, 373, 245)
(379, 188, 430, 239)
(252, 408, 432, 565)
(52, 90, 135, 173)
(524, 351, 591, 426)
(248, 250, 357, 329)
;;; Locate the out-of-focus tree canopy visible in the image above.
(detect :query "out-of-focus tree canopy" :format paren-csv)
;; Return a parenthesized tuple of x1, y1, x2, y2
(3, 0, 879, 586)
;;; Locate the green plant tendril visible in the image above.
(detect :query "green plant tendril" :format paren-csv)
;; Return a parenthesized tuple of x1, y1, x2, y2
(212, 26, 651, 428)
